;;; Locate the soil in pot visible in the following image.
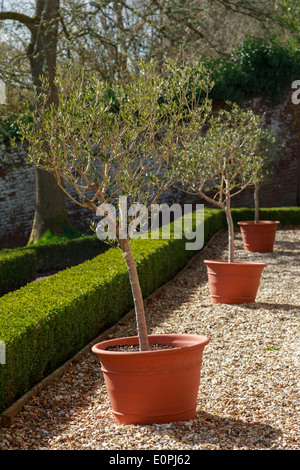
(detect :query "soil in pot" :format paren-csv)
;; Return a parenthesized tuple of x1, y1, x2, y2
(204, 259, 266, 304)
(237, 220, 280, 253)
(92, 334, 209, 425)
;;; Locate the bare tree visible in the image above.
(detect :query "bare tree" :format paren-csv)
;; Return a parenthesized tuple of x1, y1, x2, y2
(0, 0, 69, 243)
(57, 0, 279, 81)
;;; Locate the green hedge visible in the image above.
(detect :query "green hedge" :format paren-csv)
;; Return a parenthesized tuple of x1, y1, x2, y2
(31, 235, 109, 272)
(0, 249, 37, 297)
(0, 247, 134, 412)
(0, 207, 299, 413)
(0, 208, 210, 412)
(230, 207, 300, 226)
(0, 236, 109, 297)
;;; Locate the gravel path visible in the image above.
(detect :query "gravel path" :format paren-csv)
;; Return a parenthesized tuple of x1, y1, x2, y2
(1, 228, 299, 450)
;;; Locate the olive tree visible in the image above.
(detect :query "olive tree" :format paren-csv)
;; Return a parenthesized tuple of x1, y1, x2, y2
(179, 102, 268, 262)
(18, 60, 212, 351)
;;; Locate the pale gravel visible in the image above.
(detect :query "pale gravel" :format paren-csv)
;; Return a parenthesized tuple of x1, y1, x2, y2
(0, 228, 299, 451)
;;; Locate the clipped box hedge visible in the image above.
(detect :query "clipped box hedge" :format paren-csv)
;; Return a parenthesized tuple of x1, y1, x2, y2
(230, 207, 300, 226)
(0, 206, 299, 413)
(31, 235, 109, 272)
(0, 235, 109, 297)
(0, 207, 212, 412)
(1, 206, 298, 298)
(0, 249, 37, 297)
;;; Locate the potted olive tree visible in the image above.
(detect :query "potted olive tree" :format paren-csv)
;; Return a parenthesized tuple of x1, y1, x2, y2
(18, 60, 212, 425)
(179, 103, 268, 304)
(237, 125, 280, 252)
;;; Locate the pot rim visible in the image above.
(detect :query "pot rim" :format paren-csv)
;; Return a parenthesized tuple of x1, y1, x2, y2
(237, 220, 280, 226)
(204, 259, 267, 267)
(92, 333, 210, 356)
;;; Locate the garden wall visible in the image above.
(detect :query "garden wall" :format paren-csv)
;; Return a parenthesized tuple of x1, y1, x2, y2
(230, 89, 300, 209)
(0, 90, 299, 248)
(0, 148, 94, 248)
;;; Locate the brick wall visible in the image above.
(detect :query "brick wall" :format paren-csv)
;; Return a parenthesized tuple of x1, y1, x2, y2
(0, 90, 299, 248)
(0, 149, 93, 248)
(160, 90, 300, 210)
(231, 90, 300, 208)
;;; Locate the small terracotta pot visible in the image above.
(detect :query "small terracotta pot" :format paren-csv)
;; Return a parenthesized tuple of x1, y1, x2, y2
(92, 334, 209, 425)
(204, 259, 266, 304)
(237, 220, 280, 253)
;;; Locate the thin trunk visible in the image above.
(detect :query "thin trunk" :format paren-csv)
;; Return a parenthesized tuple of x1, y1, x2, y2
(225, 197, 235, 263)
(27, 0, 69, 243)
(198, 187, 234, 261)
(105, 209, 149, 351)
(119, 238, 150, 351)
(254, 183, 259, 223)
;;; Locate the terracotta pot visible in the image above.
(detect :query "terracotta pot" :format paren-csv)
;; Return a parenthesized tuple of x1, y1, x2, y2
(204, 259, 266, 304)
(92, 334, 209, 425)
(237, 220, 280, 253)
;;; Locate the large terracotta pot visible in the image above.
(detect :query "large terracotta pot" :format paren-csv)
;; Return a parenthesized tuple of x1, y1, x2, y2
(92, 333, 209, 425)
(204, 259, 266, 304)
(237, 220, 280, 253)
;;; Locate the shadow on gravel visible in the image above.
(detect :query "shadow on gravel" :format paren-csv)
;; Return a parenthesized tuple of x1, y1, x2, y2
(149, 410, 280, 450)
(192, 410, 280, 449)
(273, 238, 300, 249)
(264, 256, 300, 266)
(242, 302, 298, 311)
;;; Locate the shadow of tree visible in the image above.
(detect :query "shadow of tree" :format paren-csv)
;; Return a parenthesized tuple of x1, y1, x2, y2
(266, 251, 300, 261)
(149, 410, 282, 450)
(190, 410, 280, 449)
(148, 409, 280, 450)
(243, 302, 298, 311)
(273, 238, 300, 249)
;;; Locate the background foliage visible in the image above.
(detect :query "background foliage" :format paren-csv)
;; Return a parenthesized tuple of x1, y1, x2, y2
(1, 34, 298, 146)
(203, 35, 300, 103)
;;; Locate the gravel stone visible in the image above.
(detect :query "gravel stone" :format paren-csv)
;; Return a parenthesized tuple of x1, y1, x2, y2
(0, 228, 299, 450)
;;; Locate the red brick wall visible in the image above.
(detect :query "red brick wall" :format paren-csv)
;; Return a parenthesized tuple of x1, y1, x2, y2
(0, 149, 93, 248)
(231, 90, 300, 208)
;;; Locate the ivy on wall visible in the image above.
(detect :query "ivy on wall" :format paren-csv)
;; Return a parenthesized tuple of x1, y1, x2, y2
(0, 110, 32, 150)
(204, 35, 300, 104)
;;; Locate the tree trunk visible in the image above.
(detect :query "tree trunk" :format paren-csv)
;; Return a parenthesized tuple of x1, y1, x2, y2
(119, 238, 150, 351)
(198, 188, 234, 260)
(28, 168, 69, 244)
(254, 183, 259, 223)
(225, 197, 235, 263)
(27, 0, 69, 243)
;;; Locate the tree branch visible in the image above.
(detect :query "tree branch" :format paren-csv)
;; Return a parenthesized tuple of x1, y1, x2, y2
(0, 11, 37, 33)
